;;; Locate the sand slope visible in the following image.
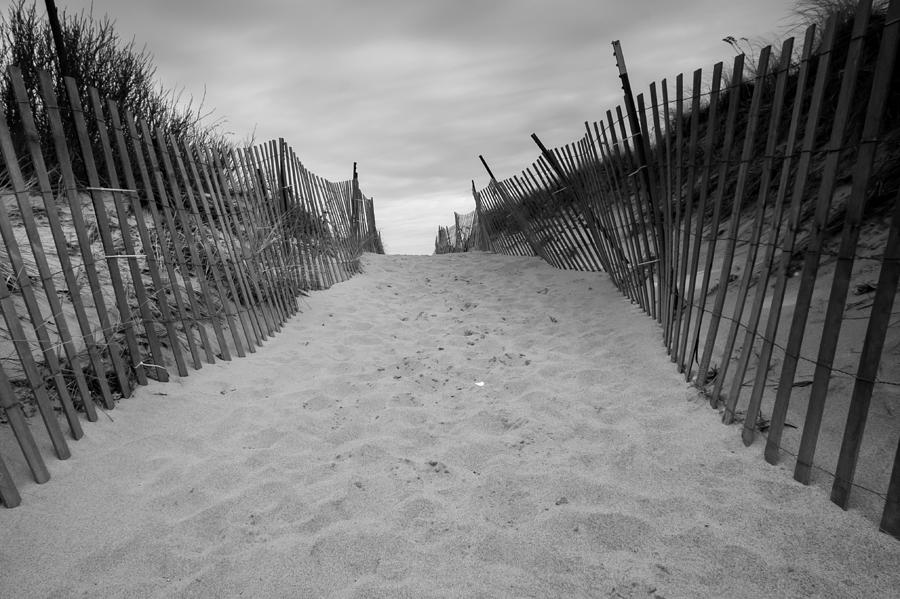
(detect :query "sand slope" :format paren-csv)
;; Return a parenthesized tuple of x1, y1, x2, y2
(1, 252, 898, 598)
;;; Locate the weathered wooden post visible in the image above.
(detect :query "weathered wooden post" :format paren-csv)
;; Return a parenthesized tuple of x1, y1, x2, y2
(45, 0, 69, 77)
(278, 138, 289, 217)
(351, 162, 362, 246)
(612, 40, 662, 315)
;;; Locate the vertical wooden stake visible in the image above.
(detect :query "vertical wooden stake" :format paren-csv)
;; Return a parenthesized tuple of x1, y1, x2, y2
(0, 449, 21, 507)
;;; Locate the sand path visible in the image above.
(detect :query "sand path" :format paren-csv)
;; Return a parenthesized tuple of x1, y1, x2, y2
(1, 253, 898, 598)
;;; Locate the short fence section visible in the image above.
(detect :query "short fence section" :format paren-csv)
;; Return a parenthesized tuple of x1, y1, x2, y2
(466, 0, 900, 538)
(434, 209, 489, 254)
(0, 65, 382, 507)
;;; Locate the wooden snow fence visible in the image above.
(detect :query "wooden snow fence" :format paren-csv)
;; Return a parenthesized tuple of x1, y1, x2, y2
(0, 66, 382, 507)
(434, 209, 488, 254)
(470, 0, 900, 538)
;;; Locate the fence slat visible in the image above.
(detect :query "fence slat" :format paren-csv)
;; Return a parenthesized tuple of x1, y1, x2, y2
(0, 361, 49, 484)
(671, 72, 696, 369)
(650, 80, 674, 345)
(676, 72, 703, 372)
(883, 435, 900, 539)
(0, 448, 21, 507)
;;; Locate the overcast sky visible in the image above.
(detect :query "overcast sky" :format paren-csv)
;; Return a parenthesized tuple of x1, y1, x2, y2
(55, 0, 797, 254)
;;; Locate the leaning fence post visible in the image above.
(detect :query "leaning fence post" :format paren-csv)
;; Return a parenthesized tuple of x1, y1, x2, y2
(351, 162, 362, 246)
(612, 41, 660, 267)
(0, 361, 49, 485)
(883, 438, 900, 539)
(278, 138, 289, 217)
(44, 0, 70, 77)
(0, 448, 21, 507)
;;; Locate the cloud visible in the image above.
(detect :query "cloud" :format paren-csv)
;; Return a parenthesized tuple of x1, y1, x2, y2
(55, 0, 794, 255)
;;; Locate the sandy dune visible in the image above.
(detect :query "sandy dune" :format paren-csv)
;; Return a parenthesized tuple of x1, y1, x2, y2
(1, 252, 898, 598)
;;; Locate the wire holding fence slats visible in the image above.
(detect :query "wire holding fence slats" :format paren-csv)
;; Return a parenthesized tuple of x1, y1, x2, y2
(450, 0, 900, 539)
(0, 64, 384, 507)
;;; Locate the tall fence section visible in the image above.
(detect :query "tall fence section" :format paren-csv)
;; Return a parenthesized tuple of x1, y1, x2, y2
(451, 0, 900, 538)
(0, 65, 383, 507)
